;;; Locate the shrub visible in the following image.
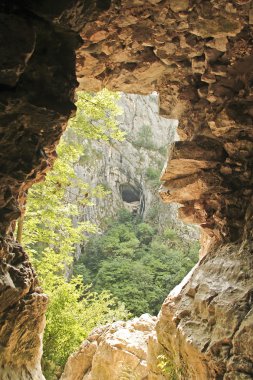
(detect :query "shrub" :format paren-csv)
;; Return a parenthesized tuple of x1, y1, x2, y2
(134, 124, 156, 150)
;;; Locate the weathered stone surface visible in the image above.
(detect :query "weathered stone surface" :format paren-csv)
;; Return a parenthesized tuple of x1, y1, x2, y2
(73, 93, 197, 245)
(61, 314, 157, 380)
(0, 1, 98, 378)
(76, 0, 253, 242)
(155, 233, 253, 379)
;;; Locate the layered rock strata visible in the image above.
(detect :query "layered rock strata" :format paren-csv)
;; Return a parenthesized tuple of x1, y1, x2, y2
(77, 0, 253, 243)
(75, 4, 253, 376)
(0, 0, 252, 379)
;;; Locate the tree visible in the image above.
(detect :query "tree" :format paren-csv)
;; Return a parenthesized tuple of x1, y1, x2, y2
(21, 90, 129, 379)
(94, 257, 156, 315)
(75, 210, 199, 316)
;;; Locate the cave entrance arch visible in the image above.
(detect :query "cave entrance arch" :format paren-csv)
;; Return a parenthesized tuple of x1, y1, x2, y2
(119, 183, 140, 203)
(119, 183, 145, 216)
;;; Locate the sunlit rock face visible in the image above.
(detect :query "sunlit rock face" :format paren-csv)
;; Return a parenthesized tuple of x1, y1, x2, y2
(73, 92, 177, 224)
(0, 0, 252, 379)
(155, 239, 253, 379)
(60, 314, 157, 380)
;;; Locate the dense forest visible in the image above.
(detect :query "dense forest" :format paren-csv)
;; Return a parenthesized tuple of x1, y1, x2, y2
(20, 90, 199, 379)
(74, 209, 199, 316)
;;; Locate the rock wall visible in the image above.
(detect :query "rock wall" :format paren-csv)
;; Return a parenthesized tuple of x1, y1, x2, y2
(0, 0, 252, 379)
(0, 1, 97, 378)
(75, 2, 253, 377)
(155, 239, 253, 379)
(72, 92, 198, 243)
(77, 0, 253, 243)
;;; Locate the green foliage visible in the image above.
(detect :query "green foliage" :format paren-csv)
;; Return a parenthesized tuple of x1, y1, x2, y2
(145, 167, 161, 181)
(145, 203, 161, 222)
(134, 124, 156, 150)
(69, 89, 125, 142)
(158, 145, 168, 156)
(22, 90, 129, 379)
(145, 166, 161, 188)
(95, 257, 155, 316)
(157, 353, 187, 379)
(157, 355, 178, 380)
(78, 143, 103, 166)
(136, 223, 155, 245)
(74, 210, 199, 316)
(163, 228, 178, 241)
(43, 278, 128, 378)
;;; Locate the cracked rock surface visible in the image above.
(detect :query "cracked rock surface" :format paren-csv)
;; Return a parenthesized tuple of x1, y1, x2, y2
(0, 1, 97, 378)
(75, 3, 253, 376)
(77, 0, 253, 243)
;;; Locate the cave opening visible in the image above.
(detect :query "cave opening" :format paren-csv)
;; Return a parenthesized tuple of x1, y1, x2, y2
(1, 2, 253, 380)
(15, 89, 199, 379)
(119, 183, 140, 203)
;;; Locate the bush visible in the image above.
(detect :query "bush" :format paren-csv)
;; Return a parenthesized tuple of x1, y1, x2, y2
(145, 167, 161, 181)
(134, 125, 156, 150)
(43, 278, 129, 379)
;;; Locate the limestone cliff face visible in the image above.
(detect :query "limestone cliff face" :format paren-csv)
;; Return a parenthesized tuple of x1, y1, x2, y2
(73, 92, 197, 241)
(0, 0, 252, 379)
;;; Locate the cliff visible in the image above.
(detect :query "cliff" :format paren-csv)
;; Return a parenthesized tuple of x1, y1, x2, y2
(72, 92, 197, 241)
(0, 0, 252, 379)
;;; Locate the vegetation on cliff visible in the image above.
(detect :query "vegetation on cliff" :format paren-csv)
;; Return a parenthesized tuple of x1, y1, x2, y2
(21, 90, 199, 379)
(22, 90, 128, 379)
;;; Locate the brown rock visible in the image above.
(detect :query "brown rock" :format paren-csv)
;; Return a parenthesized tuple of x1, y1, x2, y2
(169, 0, 190, 13)
(89, 30, 108, 43)
(155, 241, 253, 379)
(206, 37, 228, 52)
(191, 17, 242, 38)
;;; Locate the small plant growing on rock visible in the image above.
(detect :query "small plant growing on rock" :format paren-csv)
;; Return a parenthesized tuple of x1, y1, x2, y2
(157, 354, 178, 380)
(157, 354, 187, 380)
(134, 124, 156, 150)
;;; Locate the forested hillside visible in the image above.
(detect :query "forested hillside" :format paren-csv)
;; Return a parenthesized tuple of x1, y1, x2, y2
(74, 209, 199, 316)
(21, 90, 129, 379)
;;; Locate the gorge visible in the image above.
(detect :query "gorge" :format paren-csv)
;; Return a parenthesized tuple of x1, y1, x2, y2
(0, 0, 252, 379)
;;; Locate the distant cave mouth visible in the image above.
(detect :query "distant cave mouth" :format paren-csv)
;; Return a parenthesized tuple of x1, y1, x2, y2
(119, 183, 140, 203)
